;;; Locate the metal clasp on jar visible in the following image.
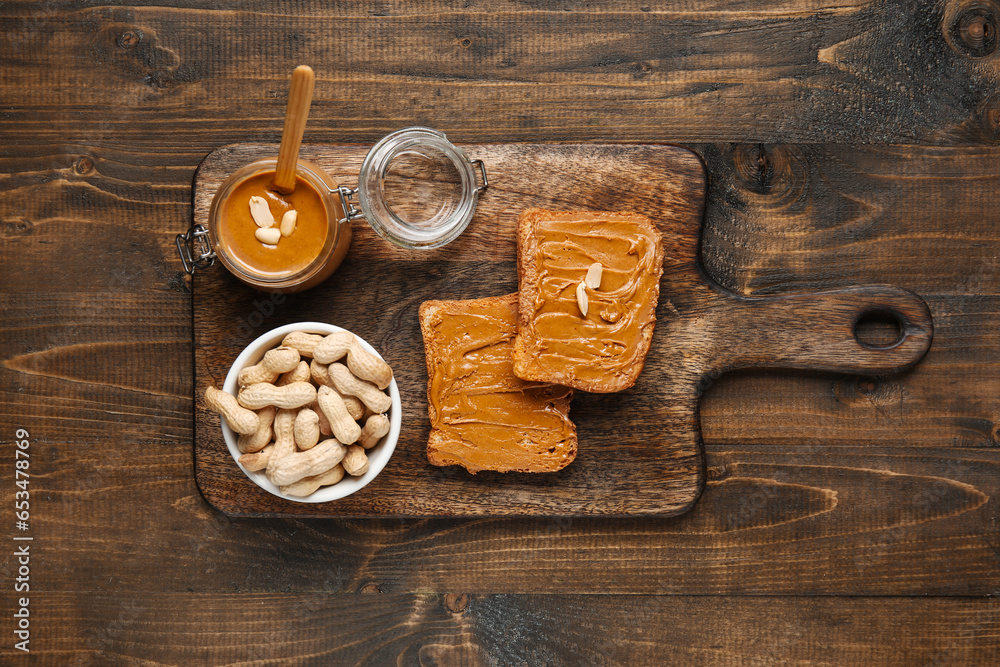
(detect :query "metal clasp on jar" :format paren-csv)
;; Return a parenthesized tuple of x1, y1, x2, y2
(175, 224, 216, 274)
(336, 186, 363, 224)
(472, 158, 489, 193)
(336, 159, 488, 227)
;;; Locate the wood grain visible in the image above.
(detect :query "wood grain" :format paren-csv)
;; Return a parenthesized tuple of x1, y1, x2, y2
(0, 448, 994, 598)
(191, 142, 934, 517)
(699, 143, 1000, 449)
(192, 142, 710, 517)
(272, 65, 315, 194)
(2, 1, 1000, 661)
(1, 143, 995, 579)
(2, 141, 996, 638)
(1, 2, 998, 145)
(1, 593, 996, 665)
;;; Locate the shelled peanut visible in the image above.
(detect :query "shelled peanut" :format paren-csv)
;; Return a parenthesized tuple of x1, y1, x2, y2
(204, 329, 394, 497)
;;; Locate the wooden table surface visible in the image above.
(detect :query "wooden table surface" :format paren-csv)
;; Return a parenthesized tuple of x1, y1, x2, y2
(2, 1, 998, 664)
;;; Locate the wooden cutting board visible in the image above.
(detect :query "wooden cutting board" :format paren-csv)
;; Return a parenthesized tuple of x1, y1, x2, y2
(191, 142, 933, 517)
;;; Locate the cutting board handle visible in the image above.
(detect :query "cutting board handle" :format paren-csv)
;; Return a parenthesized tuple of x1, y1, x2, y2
(704, 285, 933, 376)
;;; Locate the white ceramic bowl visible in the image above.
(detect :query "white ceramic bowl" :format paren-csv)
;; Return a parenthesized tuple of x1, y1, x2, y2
(221, 322, 401, 503)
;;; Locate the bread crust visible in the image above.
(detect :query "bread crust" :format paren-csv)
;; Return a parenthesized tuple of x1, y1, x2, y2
(419, 293, 577, 474)
(513, 208, 663, 393)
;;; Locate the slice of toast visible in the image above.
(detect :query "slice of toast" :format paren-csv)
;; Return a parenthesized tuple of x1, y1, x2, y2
(419, 293, 577, 474)
(512, 208, 663, 393)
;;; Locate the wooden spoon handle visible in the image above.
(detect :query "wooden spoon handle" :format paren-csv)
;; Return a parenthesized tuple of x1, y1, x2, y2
(272, 65, 315, 195)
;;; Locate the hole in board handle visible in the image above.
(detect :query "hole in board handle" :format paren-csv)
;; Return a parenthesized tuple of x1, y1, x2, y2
(854, 310, 905, 349)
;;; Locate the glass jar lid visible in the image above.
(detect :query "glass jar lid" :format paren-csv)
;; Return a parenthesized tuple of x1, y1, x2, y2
(353, 127, 487, 249)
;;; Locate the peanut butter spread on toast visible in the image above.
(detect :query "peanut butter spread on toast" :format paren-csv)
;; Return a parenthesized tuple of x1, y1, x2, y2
(513, 209, 664, 393)
(420, 294, 577, 474)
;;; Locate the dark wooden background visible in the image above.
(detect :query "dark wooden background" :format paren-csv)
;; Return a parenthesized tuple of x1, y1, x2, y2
(2, 1, 998, 664)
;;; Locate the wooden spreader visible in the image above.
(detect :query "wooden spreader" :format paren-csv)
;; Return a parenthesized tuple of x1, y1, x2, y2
(192, 142, 933, 517)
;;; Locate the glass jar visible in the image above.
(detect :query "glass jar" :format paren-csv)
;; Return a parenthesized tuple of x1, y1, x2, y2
(351, 127, 488, 249)
(177, 127, 487, 290)
(196, 158, 351, 293)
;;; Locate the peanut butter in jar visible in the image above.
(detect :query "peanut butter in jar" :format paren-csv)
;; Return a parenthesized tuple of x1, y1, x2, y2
(207, 158, 352, 293)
